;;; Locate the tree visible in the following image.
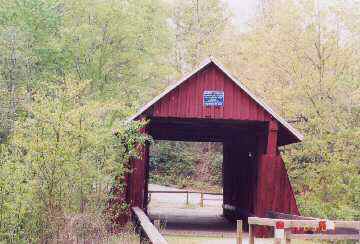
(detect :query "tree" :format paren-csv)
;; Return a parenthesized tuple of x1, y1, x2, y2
(0, 79, 148, 242)
(170, 0, 232, 72)
(60, 0, 173, 105)
(221, 0, 360, 219)
(0, 0, 62, 142)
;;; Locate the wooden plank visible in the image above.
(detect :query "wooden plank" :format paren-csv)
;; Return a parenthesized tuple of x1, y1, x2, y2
(266, 211, 316, 220)
(132, 207, 168, 244)
(248, 217, 282, 227)
(287, 233, 360, 240)
(267, 214, 360, 229)
(249, 216, 360, 240)
(248, 217, 275, 226)
(148, 190, 190, 194)
(148, 190, 222, 195)
(249, 224, 255, 244)
(333, 220, 360, 229)
(248, 217, 321, 228)
(287, 220, 320, 228)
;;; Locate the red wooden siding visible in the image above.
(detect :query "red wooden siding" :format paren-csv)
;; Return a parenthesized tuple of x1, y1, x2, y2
(152, 64, 271, 122)
(254, 154, 300, 237)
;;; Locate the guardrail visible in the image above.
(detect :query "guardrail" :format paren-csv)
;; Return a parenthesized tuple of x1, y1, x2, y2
(148, 190, 222, 207)
(132, 207, 168, 244)
(248, 216, 360, 244)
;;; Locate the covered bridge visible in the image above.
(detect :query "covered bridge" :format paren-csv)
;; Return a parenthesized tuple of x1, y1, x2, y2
(124, 57, 303, 233)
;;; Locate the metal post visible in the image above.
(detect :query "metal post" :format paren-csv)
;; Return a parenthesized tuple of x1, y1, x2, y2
(237, 220, 243, 244)
(200, 192, 204, 207)
(186, 191, 189, 205)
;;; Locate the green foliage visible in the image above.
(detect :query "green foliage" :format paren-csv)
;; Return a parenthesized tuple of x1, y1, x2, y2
(60, 0, 172, 99)
(150, 142, 196, 178)
(170, 0, 232, 72)
(0, 80, 148, 242)
(284, 127, 360, 220)
(150, 141, 222, 190)
(0, 0, 173, 241)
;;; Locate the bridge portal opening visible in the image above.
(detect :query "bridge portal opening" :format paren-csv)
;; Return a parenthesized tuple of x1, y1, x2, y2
(146, 139, 227, 234)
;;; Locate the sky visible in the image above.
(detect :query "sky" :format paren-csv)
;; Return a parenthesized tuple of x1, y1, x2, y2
(225, 0, 258, 29)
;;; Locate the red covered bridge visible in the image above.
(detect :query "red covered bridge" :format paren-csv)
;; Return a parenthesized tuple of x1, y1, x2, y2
(124, 57, 303, 234)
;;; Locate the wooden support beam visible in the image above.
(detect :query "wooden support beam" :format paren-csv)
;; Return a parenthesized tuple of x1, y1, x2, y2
(266, 120, 278, 155)
(129, 143, 149, 208)
(127, 120, 150, 210)
(237, 220, 243, 244)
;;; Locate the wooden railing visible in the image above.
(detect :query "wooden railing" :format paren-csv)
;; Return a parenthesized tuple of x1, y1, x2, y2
(266, 211, 315, 220)
(148, 190, 222, 207)
(132, 207, 168, 244)
(248, 216, 360, 244)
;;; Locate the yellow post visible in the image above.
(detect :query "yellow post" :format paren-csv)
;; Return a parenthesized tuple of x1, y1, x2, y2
(237, 220, 243, 244)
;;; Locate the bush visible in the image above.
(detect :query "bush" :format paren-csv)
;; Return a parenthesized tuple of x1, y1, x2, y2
(0, 80, 147, 242)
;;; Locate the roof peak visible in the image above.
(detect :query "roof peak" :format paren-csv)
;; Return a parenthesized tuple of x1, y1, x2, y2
(128, 57, 303, 142)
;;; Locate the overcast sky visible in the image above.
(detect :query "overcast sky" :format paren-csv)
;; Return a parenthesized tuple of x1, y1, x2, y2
(225, 0, 258, 29)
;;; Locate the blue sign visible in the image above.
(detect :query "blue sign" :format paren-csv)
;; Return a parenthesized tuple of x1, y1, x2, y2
(203, 91, 224, 107)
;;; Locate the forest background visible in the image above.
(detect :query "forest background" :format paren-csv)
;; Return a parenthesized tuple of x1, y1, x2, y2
(0, 0, 359, 242)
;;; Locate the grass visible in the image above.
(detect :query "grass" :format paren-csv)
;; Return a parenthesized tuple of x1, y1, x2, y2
(110, 234, 139, 244)
(164, 235, 232, 244)
(108, 224, 140, 244)
(164, 235, 327, 244)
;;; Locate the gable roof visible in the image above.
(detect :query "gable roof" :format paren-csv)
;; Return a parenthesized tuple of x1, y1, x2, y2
(128, 57, 303, 142)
